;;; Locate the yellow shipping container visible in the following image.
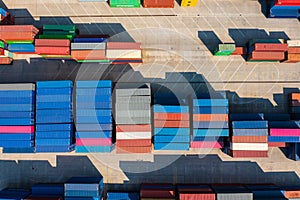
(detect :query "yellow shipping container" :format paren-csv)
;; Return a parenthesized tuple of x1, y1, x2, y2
(181, 0, 199, 7)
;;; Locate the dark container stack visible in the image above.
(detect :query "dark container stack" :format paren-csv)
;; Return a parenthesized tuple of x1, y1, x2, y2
(286, 40, 300, 63)
(75, 80, 113, 153)
(177, 184, 216, 200)
(35, 81, 74, 152)
(0, 189, 30, 200)
(106, 42, 142, 64)
(192, 99, 229, 149)
(211, 185, 253, 200)
(30, 184, 64, 200)
(140, 184, 175, 200)
(64, 177, 104, 200)
(229, 113, 269, 157)
(245, 185, 285, 199)
(35, 39, 71, 59)
(0, 8, 14, 25)
(115, 86, 152, 153)
(71, 40, 107, 63)
(247, 39, 287, 62)
(270, 0, 300, 18)
(0, 84, 35, 153)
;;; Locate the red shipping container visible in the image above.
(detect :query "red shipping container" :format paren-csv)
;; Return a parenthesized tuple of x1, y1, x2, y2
(140, 184, 175, 198)
(35, 46, 70, 55)
(288, 47, 300, 54)
(116, 124, 151, 132)
(178, 184, 216, 200)
(270, 128, 300, 136)
(154, 113, 189, 121)
(228, 149, 268, 158)
(231, 136, 268, 143)
(0, 48, 4, 55)
(107, 42, 141, 50)
(0, 32, 36, 40)
(143, 0, 174, 8)
(190, 141, 224, 149)
(253, 43, 288, 52)
(231, 47, 247, 55)
(116, 139, 152, 147)
(35, 39, 70, 47)
(154, 120, 190, 128)
(193, 114, 228, 122)
(268, 142, 286, 147)
(71, 50, 106, 60)
(76, 138, 112, 146)
(275, 0, 300, 5)
(249, 51, 285, 60)
(0, 126, 34, 133)
(0, 25, 39, 33)
(116, 146, 152, 153)
(0, 57, 12, 64)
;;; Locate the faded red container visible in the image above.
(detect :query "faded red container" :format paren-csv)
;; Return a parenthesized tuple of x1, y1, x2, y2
(140, 183, 175, 198)
(116, 124, 151, 132)
(268, 142, 286, 147)
(231, 136, 268, 143)
(0, 48, 4, 55)
(143, 0, 174, 8)
(0, 57, 12, 64)
(76, 138, 112, 146)
(35, 47, 70, 55)
(154, 120, 190, 128)
(154, 113, 189, 121)
(190, 141, 224, 148)
(178, 184, 216, 200)
(231, 47, 247, 55)
(0, 25, 39, 33)
(0, 32, 36, 41)
(71, 50, 106, 59)
(116, 139, 152, 147)
(35, 39, 70, 47)
(193, 114, 228, 122)
(116, 146, 152, 153)
(228, 149, 268, 158)
(106, 42, 141, 50)
(253, 43, 288, 52)
(288, 47, 300, 54)
(249, 51, 285, 60)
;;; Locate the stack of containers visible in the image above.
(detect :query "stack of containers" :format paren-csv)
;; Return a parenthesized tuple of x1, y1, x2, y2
(0, 8, 14, 25)
(213, 43, 236, 56)
(35, 81, 74, 152)
(140, 184, 175, 200)
(211, 185, 252, 200)
(143, 0, 174, 8)
(106, 42, 142, 64)
(245, 185, 285, 199)
(153, 104, 190, 151)
(0, 25, 38, 54)
(35, 39, 71, 59)
(106, 192, 139, 200)
(71, 41, 108, 63)
(270, 0, 300, 18)
(29, 184, 64, 200)
(180, 0, 199, 7)
(0, 189, 30, 200)
(39, 25, 76, 40)
(192, 99, 229, 149)
(285, 40, 300, 63)
(229, 113, 269, 158)
(64, 177, 104, 200)
(109, 0, 140, 7)
(0, 40, 13, 64)
(75, 80, 113, 153)
(0, 84, 35, 153)
(115, 87, 152, 153)
(247, 39, 287, 62)
(177, 184, 216, 200)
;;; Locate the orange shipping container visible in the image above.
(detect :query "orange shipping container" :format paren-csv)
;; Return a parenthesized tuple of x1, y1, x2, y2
(154, 120, 190, 128)
(154, 113, 189, 121)
(0, 25, 39, 33)
(231, 47, 247, 55)
(268, 142, 286, 147)
(249, 51, 285, 60)
(231, 136, 268, 143)
(116, 146, 152, 153)
(143, 0, 174, 8)
(284, 188, 300, 198)
(288, 47, 300, 54)
(0, 57, 12, 64)
(193, 114, 228, 122)
(116, 124, 151, 132)
(71, 50, 106, 60)
(116, 139, 152, 147)
(253, 43, 288, 52)
(291, 93, 300, 100)
(288, 53, 300, 62)
(106, 42, 141, 50)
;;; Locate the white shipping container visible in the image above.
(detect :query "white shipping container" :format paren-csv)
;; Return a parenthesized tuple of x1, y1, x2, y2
(230, 143, 268, 151)
(116, 88, 151, 97)
(287, 40, 300, 47)
(106, 50, 142, 59)
(0, 83, 35, 90)
(116, 132, 152, 140)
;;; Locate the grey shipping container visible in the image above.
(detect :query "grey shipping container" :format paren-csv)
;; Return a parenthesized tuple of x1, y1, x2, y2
(0, 84, 35, 91)
(71, 43, 106, 50)
(115, 88, 151, 97)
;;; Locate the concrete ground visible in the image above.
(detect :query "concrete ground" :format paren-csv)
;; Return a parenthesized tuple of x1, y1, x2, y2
(0, 0, 300, 190)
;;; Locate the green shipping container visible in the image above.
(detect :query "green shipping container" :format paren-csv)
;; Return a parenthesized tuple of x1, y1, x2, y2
(214, 51, 232, 56)
(43, 25, 76, 33)
(6, 40, 34, 44)
(42, 31, 76, 36)
(39, 34, 74, 40)
(0, 41, 5, 49)
(216, 44, 235, 52)
(110, 0, 140, 7)
(76, 59, 110, 63)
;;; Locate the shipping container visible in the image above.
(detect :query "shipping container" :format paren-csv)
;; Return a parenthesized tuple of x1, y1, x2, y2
(143, 0, 174, 8)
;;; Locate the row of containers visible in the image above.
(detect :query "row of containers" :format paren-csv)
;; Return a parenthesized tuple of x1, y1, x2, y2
(269, 0, 300, 18)
(0, 25, 142, 64)
(79, 0, 199, 7)
(2, 177, 300, 200)
(214, 39, 300, 63)
(2, 80, 300, 159)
